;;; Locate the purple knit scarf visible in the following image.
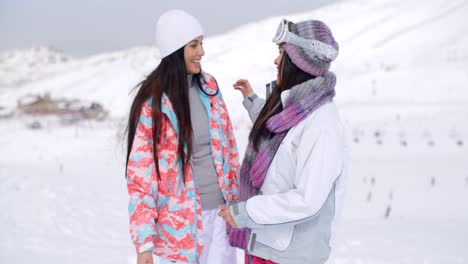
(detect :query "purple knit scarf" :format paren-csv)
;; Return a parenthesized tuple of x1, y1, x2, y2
(228, 72, 336, 250)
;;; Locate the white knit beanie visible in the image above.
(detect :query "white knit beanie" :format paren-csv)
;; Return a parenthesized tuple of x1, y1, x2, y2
(155, 10, 204, 58)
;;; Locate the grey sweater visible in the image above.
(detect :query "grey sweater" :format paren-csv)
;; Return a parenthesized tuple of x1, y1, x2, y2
(188, 75, 224, 210)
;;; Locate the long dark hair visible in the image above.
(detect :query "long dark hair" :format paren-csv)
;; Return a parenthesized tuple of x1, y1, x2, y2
(126, 47, 202, 181)
(249, 49, 315, 151)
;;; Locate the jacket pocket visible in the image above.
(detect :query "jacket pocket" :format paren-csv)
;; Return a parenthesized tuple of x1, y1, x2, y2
(253, 224, 295, 251)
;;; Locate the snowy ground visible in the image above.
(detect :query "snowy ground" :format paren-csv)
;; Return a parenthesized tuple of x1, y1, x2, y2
(1, 0, 468, 263)
(1, 105, 467, 264)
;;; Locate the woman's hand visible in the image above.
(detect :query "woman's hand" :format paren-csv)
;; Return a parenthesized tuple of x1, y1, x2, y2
(233, 79, 253, 98)
(137, 251, 153, 264)
(218, 205, 237, 228)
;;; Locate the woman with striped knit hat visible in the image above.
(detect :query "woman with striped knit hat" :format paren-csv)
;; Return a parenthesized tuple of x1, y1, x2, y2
(219, 18, 347, 264)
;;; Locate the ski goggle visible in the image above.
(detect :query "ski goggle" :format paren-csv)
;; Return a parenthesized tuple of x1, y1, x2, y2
(272, 19, 338, 61)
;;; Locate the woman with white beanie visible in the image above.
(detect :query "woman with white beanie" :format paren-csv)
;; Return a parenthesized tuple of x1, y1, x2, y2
(219, 18, 347, 264)
(125, 10, 239, 264)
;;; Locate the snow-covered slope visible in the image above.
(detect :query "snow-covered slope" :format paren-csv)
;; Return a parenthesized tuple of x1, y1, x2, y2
(1, 0, 468, 263)
(0, 46, 70, 87)
(1, 0, 467, 114)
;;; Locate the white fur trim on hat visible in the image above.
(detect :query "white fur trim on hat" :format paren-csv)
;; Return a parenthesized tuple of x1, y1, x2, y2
(155, 10, 204, 58)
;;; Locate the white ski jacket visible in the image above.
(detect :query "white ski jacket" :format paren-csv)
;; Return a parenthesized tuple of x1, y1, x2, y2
(230, 90, 347, 264)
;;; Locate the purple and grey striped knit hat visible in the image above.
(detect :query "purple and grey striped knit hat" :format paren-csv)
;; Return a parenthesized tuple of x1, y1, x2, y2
(278, 20, 339, 77)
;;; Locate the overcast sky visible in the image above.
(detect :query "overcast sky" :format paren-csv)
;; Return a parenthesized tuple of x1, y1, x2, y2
(0, 0, 334, 57)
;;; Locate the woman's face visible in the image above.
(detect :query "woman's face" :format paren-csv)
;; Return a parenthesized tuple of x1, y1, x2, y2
(184, 36, 205, 74)
(274, 46, 284, 85)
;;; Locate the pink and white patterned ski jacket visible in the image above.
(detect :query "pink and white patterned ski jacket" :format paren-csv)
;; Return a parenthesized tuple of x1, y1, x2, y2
(126, 71, 239, 263)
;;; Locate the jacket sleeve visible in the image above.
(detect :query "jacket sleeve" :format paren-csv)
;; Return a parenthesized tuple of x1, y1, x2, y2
(230, 126, 344, 228)
(242, 93, 265, 123)
(126, 102, 158, 253)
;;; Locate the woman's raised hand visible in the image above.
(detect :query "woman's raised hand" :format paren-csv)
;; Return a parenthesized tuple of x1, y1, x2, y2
(233, 79, 253, 98)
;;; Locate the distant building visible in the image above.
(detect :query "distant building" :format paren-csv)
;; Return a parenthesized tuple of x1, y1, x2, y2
(81, 102, 108, 120)
(16, 93, 108, 122)
(18, 93, 59, 114)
